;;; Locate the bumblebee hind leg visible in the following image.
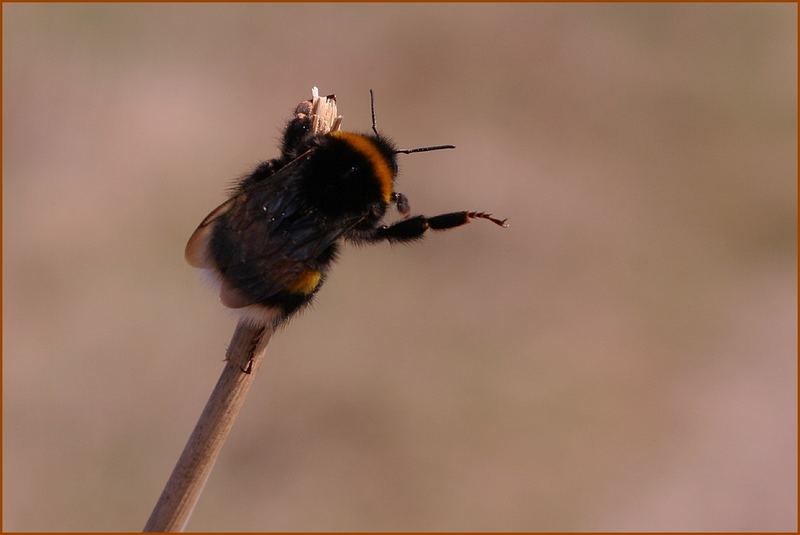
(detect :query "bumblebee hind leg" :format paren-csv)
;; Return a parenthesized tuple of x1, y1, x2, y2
(237, 102, 316, 191)
(281, 100, 314, 158)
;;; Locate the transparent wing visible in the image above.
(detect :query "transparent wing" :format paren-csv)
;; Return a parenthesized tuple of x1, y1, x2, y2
(185, 151, 344, 308)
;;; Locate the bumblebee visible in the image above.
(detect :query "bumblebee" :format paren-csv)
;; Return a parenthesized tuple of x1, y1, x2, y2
(186, 91, 507, 327)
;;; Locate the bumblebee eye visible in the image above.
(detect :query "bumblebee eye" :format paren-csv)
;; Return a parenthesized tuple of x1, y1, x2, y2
(349, 165, 359, 174)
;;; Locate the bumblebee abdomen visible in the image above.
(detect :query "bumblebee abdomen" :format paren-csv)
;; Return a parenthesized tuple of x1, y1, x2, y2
(201, 199, 339, 319)
(284, 269, 323, 294)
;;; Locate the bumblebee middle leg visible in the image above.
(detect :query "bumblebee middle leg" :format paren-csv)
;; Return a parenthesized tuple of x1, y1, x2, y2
(359, 211, 507, 243)
(391, 192, 410, 216)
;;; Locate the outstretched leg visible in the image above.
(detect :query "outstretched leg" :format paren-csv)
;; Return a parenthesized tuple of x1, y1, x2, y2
(355, 211, 508, 244)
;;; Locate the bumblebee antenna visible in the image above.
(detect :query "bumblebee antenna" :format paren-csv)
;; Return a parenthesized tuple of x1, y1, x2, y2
(370, 89, 379, 136)
(395, 144, 456, 155)
(370, 89, 454, 154)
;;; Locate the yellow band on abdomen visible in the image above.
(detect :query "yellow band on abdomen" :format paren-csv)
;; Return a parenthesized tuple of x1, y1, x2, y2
(286, 269, 322, 294)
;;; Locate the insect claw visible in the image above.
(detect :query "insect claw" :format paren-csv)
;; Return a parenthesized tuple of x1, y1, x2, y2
(468, 211, 509, 228)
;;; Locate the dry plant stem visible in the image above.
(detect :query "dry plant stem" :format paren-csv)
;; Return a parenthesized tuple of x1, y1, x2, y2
(144, 323, 271, 532)
(144, 88, 340, 533)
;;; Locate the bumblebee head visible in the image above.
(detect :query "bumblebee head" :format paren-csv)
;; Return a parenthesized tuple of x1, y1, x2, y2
(328, 131, 397, 205)
(351, 89, 456, 200)
(305, 91, 456, 218)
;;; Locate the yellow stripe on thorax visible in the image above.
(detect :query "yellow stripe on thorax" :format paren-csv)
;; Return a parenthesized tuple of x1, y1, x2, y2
(286, 269, 322, 295)
(331, 132, 393, 203)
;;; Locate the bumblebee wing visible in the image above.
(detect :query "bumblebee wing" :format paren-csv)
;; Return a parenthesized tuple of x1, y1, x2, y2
(217, 211, 343, 310)
(185, 196, 237, 268)
(185, 151, 346, 309)
(185, 150, 312, 269)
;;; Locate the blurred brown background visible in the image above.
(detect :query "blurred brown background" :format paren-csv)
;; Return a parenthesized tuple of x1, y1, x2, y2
(3, 3, 796, 531)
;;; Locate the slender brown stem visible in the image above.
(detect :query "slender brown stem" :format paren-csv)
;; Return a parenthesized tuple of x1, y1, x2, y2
(143, 322, 271, 532)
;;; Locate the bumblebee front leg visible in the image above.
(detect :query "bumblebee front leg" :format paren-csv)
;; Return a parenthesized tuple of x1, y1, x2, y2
(369, 211, 508, 243)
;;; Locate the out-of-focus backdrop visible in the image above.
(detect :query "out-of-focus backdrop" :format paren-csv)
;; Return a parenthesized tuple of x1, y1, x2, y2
(3, 3, 796, 531)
